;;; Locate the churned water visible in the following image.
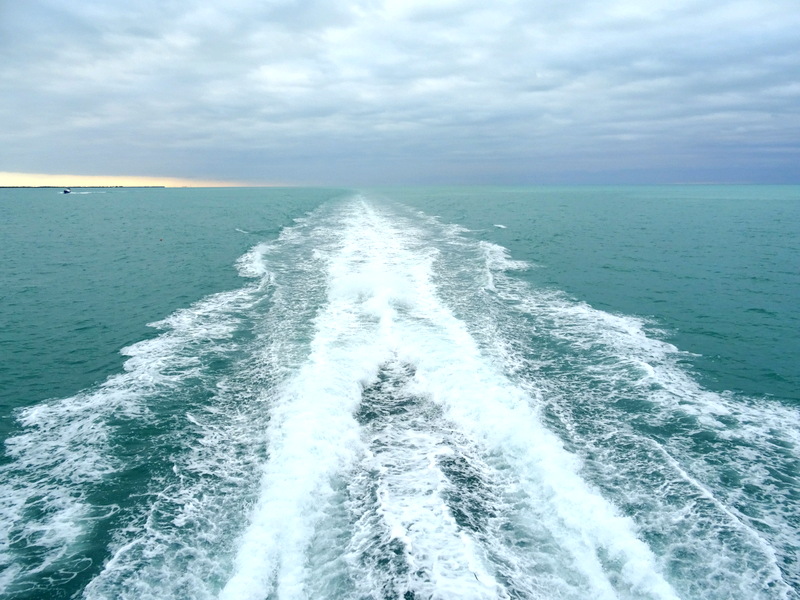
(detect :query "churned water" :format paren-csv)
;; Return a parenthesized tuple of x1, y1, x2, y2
(0, 186, 797, 599)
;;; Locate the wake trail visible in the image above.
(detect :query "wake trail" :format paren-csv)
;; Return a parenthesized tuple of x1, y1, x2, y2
(221, 197, 679, 600)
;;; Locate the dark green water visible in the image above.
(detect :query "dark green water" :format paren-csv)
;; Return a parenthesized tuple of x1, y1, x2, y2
(0, 186, 797, 600)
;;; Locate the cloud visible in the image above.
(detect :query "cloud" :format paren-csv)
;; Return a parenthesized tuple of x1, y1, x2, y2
(1, 0, 798, 183)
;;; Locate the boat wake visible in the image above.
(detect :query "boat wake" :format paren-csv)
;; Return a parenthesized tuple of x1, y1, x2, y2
(1, 195, 797, 600)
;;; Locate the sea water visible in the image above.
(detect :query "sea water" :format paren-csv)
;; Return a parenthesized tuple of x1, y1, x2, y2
(0, 186, 797, 599)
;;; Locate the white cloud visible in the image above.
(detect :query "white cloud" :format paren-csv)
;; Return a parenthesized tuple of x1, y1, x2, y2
(1, 0, 798, 183)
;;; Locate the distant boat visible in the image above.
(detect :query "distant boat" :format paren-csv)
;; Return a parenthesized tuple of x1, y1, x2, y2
(62, 188, 71, 194)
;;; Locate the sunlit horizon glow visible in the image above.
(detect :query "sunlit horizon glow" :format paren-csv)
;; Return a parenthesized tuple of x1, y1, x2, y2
(0, 172, 272, 188)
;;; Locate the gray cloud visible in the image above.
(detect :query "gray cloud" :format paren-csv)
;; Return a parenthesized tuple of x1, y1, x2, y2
(1, 0, 798, 184)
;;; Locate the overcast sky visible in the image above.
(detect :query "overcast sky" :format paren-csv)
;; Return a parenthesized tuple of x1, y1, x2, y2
(1, 0, 798, 185)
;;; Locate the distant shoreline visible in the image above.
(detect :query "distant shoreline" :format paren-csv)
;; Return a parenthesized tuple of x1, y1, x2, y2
(0, 186, 167, 189)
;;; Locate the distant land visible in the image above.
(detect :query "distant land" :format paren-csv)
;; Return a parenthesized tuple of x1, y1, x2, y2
(1, 186, 166, 189)
(0, 172, 256, 187)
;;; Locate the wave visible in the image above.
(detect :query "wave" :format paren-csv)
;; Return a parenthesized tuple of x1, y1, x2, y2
(1, 195, 796, 599)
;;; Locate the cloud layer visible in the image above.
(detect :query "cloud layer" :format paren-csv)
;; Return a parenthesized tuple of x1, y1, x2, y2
(2, 0, 798, 184)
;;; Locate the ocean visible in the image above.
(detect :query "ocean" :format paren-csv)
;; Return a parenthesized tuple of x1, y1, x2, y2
(0, 186, 797, 600)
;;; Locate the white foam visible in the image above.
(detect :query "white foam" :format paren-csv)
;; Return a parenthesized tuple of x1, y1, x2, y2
(82, 393, 269, 600)
(81, 222, 338, 599)
(9, 193, 795, 598)
(222, 199, 514, 599)
(472, 237, 798, 596)
(392, 294, 679, 600)
(479, 241, 529, 272)
(349, 408, 504, 599)
(219, 197, 679, 599)
(221, 200, 404, 599)
(235, 241, 272, 278)
(1, 283, 259, 595)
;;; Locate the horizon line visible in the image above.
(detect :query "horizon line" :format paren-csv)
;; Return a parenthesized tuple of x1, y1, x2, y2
(0, 172, 283, 188)
(2, 172, 796, 189)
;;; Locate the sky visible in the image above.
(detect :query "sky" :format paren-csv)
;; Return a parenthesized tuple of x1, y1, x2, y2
(1, 0, 798, 186)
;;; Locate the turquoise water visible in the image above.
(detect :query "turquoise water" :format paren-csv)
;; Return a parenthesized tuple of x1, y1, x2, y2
(0, 186, 797, 599)
(376, 186, 800, 403)
(0, 188, 341, 423)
